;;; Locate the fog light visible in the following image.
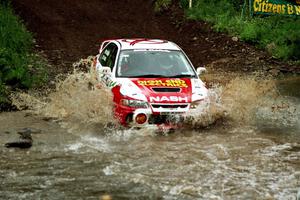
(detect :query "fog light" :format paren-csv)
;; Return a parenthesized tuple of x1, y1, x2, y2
(190, 100, 203, 109)
(135, 113, 147, 124)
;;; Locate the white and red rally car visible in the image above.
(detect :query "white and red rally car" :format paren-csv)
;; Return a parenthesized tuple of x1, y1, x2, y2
(92, 39, 208, 128)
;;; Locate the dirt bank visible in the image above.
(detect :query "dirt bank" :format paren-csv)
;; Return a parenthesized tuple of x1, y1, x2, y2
(11, 0, 299, 76)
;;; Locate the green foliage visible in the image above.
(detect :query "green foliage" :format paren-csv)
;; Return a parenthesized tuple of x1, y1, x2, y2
(0, 3, 33, 54)
(179, 0, 189, 8)
(0, 81, 9, 106)
(186, 0, 300, 60)
(0, 2, 47, 107)
(154, 0, 172, 12)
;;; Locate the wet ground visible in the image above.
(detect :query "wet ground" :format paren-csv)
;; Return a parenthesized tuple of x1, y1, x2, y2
(0, 75, 299, 200)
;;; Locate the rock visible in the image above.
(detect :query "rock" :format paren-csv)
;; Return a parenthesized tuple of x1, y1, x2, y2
(268, 68, 280, 76)
(24, 112, 34, 117)
(232, 36, 238, 42)
(5, 140, 32, 149)
(5, 131, 33, 149)
(192, 36, 198, 41)
(100, 194, 112, 200)
(42, 117, 56, 121)
(245, 60, 254, 65)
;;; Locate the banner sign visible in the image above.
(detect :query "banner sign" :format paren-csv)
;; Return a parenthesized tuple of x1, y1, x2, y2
(250, 0, 300, 16)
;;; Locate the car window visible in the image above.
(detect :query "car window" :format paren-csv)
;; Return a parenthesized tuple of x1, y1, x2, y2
(117, 50, 197, 78)
(99, 43, 118, 69)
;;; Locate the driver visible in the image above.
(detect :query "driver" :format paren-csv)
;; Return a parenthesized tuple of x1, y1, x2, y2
(129, 53, 144, 69)
(158, 54, 174, 71)
(120, 53, 146, 75)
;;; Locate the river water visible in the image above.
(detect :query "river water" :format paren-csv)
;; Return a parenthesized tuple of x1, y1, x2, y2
(0, 72, 299, 200)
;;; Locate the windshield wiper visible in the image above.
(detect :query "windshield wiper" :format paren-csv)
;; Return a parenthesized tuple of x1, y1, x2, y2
(168, 74, 196, 78)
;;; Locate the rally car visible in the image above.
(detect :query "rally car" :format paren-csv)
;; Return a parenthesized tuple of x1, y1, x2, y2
(92, 39, 208, 128)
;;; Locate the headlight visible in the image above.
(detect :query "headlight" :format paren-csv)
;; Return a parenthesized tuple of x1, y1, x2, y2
(121, 99, 148, 108)
(190, 100, 203, 109)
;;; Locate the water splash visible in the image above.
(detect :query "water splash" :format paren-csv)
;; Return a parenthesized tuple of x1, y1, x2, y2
(12, 67, 116, 128)
(185, 75, 299, 129)
(222, 76, 276, 121)
(11, 59, 299, 132)
(184, 84, 225, 128)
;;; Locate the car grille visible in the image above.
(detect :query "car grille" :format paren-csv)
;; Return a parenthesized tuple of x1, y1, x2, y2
(152, 87, 181, 92)
(151, 104, 188, 109)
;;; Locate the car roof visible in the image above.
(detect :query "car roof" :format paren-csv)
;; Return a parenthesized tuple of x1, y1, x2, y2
(103, 38, 181, 51)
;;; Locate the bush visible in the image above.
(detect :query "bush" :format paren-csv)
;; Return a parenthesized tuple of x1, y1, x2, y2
(186, 0, 300, 60)
(154, 0, 172, 12)
(0, 2, 47, 108)
(0, 3, 32, 54)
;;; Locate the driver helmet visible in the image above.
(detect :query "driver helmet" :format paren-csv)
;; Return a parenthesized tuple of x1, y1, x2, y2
(159, 55, 173, 70)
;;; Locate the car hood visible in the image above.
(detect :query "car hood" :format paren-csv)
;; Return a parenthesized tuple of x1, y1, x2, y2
(118, 78, 207, 103)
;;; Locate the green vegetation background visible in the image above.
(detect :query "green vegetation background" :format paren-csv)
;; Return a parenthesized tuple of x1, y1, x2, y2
(0, 1, 47, 110)
(156, 0, 300, 60)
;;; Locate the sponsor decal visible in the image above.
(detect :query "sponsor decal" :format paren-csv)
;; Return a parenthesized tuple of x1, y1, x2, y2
(101, 74, 118, 88)
(251, 0, 300, 16)
(122, 39, 167, 46)
(149, 96, 188, 102)
(138, 79, 188, 88)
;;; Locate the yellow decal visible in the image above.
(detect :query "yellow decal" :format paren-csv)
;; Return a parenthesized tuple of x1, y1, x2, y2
(137, 80, 188, 88)
(253, 0, 300, 15)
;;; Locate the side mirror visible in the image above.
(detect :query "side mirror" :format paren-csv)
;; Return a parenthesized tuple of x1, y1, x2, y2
(197, 67, 206, 76)
(99, 66, 111, 74)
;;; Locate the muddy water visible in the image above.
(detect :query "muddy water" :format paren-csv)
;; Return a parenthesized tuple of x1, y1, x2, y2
(0, 73, 299, 200)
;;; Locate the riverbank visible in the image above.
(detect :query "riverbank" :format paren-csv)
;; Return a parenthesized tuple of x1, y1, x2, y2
(0, 2, 47, 111)
(11, 0, 300, 75)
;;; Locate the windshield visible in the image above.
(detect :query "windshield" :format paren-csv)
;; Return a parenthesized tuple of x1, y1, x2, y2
(116, 50, 197, 78)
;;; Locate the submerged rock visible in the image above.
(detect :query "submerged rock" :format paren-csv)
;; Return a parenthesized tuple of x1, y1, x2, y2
(5, 130, 33, 149)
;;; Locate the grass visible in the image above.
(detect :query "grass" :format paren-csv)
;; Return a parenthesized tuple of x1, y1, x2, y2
(154, 0, 172, 12)
(0, 1, 47, 110)
(184, 0, 300, 60)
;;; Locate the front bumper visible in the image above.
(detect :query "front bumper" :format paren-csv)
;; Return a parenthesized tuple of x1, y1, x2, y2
(130, 104, 189, 127)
